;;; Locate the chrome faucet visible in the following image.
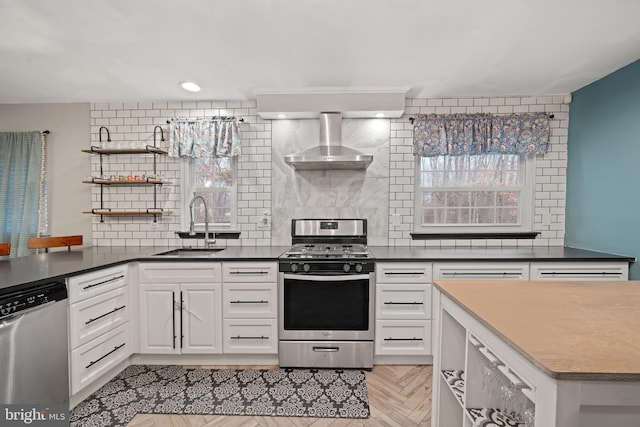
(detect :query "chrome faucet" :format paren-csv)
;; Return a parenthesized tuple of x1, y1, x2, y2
(189, 194, 215, 247)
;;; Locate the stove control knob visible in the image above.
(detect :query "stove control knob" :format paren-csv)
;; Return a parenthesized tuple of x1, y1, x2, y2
(290, 263, 299, 273)
(343, 263, 351, 273)
(355, 263, 363, 273)
(302, 263, 311, 273)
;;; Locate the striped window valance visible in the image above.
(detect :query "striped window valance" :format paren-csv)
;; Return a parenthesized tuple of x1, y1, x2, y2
(168, 116, 242, 158)
(412, 112, 550, 157)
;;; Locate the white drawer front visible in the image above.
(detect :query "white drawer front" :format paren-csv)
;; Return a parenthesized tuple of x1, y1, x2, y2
(433, 262, 529, 280)
(139, 262, 221, 283)
(68, 265, 127, 303)
(375, 320, 432, 356)
(70, 322, 130, 394)
(222, 262, 277, 283)
(529, 262, 629, 281)
(222, 319, 278, 354)
(70, 287, 129, 348)
(223, 284, 277, 318)
(376, 284, 431, 320)
(376, 262, 432, 284)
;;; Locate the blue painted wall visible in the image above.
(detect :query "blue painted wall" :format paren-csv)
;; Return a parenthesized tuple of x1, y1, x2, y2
(566, 59, 640, 279)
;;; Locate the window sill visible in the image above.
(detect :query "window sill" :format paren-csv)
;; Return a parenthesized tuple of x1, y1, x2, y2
(410, 232, 539, 240)
(175, 231, 241, 239)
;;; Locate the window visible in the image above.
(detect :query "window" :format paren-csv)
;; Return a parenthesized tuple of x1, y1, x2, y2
(414, 154, 534, 233)
(181, 156, 237, 230)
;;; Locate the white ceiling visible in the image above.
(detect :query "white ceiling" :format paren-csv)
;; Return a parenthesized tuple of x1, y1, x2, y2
(1, 0, 639, 104)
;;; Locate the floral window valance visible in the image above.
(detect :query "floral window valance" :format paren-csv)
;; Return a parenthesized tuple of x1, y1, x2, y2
(412, 112, 550, 157)
(168, 116, 242, 158)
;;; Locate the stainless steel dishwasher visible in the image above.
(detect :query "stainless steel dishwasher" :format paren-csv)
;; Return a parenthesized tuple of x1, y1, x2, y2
(0, 281, 69, 405)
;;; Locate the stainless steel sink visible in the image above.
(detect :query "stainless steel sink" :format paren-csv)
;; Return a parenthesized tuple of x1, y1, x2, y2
(153, 248, 225, 257)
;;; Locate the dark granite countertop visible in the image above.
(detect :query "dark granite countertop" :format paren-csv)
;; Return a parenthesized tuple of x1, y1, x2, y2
(369, 246, 635, 262)
(0, 245, 633, 295)
(0, 246, 289, 294)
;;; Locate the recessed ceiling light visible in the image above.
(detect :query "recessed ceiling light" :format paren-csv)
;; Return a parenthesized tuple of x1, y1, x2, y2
(180, 81, 202, 92)
(375, 112, 385, 118)
(277, 114, 287, 119)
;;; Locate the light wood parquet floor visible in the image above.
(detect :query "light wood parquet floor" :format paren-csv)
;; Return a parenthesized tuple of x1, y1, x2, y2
(126, 365, 432, 427)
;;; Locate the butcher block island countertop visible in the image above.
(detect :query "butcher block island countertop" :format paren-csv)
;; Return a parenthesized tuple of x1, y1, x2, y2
(434, 279, 640, 380)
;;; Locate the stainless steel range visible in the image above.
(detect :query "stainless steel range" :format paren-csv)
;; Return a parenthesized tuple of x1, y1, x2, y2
(278, 219, 375, 369)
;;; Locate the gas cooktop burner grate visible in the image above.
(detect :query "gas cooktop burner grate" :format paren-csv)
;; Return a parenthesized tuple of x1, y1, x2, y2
(283, 243, 370, 259)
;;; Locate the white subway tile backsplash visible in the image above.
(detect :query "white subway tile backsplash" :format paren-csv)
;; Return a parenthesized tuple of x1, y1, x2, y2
(90, 95, 567, 249)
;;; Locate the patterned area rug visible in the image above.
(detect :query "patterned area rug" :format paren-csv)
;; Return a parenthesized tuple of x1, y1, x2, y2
(70, 365, 370, 427)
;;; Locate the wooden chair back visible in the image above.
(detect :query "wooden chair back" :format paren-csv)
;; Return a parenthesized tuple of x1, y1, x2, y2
(0, 243, 9, 256)
(28, 235, 83, 253)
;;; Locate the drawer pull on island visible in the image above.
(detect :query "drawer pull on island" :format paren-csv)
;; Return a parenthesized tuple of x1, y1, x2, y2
(85, 343, 125, 369)
(85, 305, 126, 325)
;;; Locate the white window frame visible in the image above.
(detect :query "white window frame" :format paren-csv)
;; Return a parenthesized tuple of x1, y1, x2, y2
(413, 154, 535, 234)
(180, 156, 238, 231)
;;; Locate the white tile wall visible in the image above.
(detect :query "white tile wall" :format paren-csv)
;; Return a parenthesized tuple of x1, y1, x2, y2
(89, 95, 568, 248)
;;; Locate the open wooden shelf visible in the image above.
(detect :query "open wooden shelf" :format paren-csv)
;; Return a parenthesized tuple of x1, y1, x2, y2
(82, 179, 169, 185)
(83, 209, 170, 216)
(81, 147, 168, 155)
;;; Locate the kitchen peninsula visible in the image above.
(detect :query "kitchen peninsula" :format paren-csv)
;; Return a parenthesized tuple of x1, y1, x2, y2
(432, 279, 640, 427)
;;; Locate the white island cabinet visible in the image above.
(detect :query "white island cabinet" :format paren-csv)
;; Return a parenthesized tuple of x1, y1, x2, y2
(432, 280, 640, 427)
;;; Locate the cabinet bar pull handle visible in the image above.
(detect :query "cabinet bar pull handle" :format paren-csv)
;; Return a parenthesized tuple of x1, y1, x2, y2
(85, 343, 125, 369)
(229, 271, 269, 275)
(383, 301, 423, 305)
(385, 272, 424, 275)
(313, 346, 339, 352)
(229, 300, 269, 304)
(442, 272, 518, 277)
(85, 305, 126, 325)
(230, 335, 268, 340)
(83, 275, 125, 290)
(172, 291, 176, 349)
(383, 337, 423, 341)
(180, 291, 184, 349)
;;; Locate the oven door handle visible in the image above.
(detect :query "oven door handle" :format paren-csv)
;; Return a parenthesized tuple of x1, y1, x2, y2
(283, 274, 370, 281)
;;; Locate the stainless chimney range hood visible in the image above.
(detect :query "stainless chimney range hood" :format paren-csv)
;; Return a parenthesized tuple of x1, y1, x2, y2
(284, 112, 373, 171)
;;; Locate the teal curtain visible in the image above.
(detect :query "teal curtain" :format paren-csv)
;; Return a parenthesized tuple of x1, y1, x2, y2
(168, 117, 242, 158)
(0, 131, 44, 257)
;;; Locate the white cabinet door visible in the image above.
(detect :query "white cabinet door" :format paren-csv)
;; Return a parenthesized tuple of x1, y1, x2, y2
(222, 262, 278, 283)
(139, 284, 180, 354)
(139, 283, 222, 354)
(433, 262, 529, 280)
(181, 283, 222, 354)
(375, 320, 432, 355)
(376, 284, 432, 320)
(222, 283, 277, 319)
